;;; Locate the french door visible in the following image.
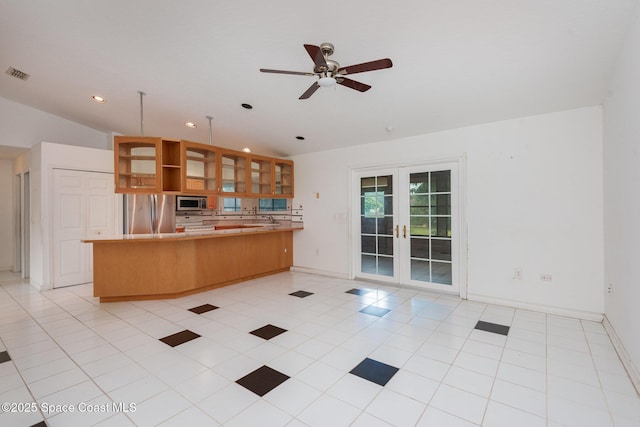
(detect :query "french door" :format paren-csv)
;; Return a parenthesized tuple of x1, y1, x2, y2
(353, 161, 463, 294)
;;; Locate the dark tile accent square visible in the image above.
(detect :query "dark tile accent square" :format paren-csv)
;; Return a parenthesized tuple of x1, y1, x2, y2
(350, 357, 399, 386)
(188, 304, 219, 314)
(250, 324, 287, 340)
(29, 422, 47, 427)
(345, 288, 369, 296)
(289, 290, 314, 298)
(360, 305, 391, 318)
(236, 365, 290, 396)
(475, 320, 510, 336)
(159, 330, 201, 347)
(0, 351, 10, 363)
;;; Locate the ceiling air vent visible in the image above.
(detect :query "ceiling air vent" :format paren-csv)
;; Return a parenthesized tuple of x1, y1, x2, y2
(6, 67, 30, 81)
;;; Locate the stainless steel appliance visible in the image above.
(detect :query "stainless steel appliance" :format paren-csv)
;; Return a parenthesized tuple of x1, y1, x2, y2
(176, 195, 208, 211)
(124, 194, 176, 234)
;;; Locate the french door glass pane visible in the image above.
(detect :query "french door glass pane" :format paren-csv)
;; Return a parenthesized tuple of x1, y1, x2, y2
(409, 170, 452, 285)
(360, 175, 394, 277)
(432, 262, 453, 284)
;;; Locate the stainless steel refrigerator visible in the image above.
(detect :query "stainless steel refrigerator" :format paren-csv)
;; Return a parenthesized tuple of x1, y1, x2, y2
(124, 194, 176, 234)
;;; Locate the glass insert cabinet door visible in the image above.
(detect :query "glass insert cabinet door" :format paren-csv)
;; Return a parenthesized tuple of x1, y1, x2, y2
(354, 163, 460, 294)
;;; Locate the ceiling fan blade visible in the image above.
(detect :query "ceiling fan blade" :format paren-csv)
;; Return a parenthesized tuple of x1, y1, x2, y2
(337, 58, 393, 75)
(304, 44, 328, 69)
(299, 82, 320, 99)
(337, 78, 371, 92)
(260, 68, 315, 76)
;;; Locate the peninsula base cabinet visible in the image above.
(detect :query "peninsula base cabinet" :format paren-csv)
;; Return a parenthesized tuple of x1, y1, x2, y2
(90, 230, 294, 302)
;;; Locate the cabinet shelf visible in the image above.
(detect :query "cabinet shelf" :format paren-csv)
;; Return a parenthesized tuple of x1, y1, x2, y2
(186, 156, 215, 162)
(119, 155, 156, 161)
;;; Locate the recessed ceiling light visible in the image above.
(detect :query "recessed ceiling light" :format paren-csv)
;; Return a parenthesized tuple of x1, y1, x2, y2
(185, 122, 197, 128)
(242, 147, 251, 153)
(91, 95, 106, 103)
(241, 103, 253, 109)
(295, 136, 305, 141)
(385, 125, 394, 132)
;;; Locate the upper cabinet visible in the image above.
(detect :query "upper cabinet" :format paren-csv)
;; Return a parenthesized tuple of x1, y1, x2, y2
(274, 159, 294, 198)
(248, 156, 295, 198)
(219, 149, 248, 196)
(114, 136, 293, 197)
(115, 136, 182, 193)
(182, 140, 218, 194)
(248, 155, 273, 197)
(161, 139, 182, 193)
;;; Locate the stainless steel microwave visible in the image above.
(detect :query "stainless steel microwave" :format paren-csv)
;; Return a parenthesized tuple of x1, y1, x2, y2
(176, 196, 208, 211)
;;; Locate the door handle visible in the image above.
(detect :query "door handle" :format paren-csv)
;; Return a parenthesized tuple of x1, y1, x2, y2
(403, 225, 407, 239)
(395, 225, 399, 238)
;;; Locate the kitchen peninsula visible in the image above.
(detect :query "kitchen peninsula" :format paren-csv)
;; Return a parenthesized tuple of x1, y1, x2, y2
(86, 224, 300, 302)
(88, 135, 301, 302)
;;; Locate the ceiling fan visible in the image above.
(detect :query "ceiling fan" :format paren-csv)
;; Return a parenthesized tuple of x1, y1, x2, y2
(260, 42, 393, 99)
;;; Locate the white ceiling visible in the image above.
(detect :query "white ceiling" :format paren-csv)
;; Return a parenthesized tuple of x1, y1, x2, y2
(0, 0, 637, 157)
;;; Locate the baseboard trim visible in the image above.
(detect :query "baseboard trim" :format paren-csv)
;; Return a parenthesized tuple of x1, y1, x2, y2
(289, 266, 350, 280)
(466, 292, 604, 321)
(603, 316, 640, 396)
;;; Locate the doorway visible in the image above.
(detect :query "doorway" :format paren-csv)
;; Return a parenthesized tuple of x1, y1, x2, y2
(352, 158, 466, 296)
(14, 171, 30, 279)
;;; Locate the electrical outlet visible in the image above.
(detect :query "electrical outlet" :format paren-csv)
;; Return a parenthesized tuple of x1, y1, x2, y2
(513, 268, 523, 280)
(540, 274, 552, 282)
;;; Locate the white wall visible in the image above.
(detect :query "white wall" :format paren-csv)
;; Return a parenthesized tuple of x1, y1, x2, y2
(0, 96, 110, 150)
(603, 8, 640, 389)
(0, 159, 14, 270)
(15, 142, 116, 290)
(291, 106, 604, 318)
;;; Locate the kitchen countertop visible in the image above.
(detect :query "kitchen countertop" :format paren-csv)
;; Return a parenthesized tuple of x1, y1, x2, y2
(84, 222, 303, 243)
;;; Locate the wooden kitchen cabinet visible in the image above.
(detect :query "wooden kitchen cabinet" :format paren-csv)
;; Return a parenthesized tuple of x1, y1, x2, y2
(248, 156, 295, 198)
(89, 229, 296, 302)
(274, 159, 294, 197)
(115, 136, 182, 193)
(115, 136, 293, 197)
(115, 136, 161, 193)
(161, 139, 182, 193)
(248, 154, 273, 197)
(219, 149, 248, 196)
(182, 140, 218, 194)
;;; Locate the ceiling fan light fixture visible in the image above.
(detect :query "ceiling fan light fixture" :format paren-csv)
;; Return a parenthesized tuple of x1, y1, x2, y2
(318, 76, 336, 87)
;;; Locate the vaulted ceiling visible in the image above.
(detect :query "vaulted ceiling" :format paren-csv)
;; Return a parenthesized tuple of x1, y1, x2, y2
(0, 0, 637, 157)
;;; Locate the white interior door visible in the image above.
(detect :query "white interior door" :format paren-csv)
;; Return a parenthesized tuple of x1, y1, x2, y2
(53, 169, 115, 288)
(353, 160, 463, 295)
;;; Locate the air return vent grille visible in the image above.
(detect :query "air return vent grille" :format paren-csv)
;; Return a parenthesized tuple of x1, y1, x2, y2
(6, 67, 30, 81)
